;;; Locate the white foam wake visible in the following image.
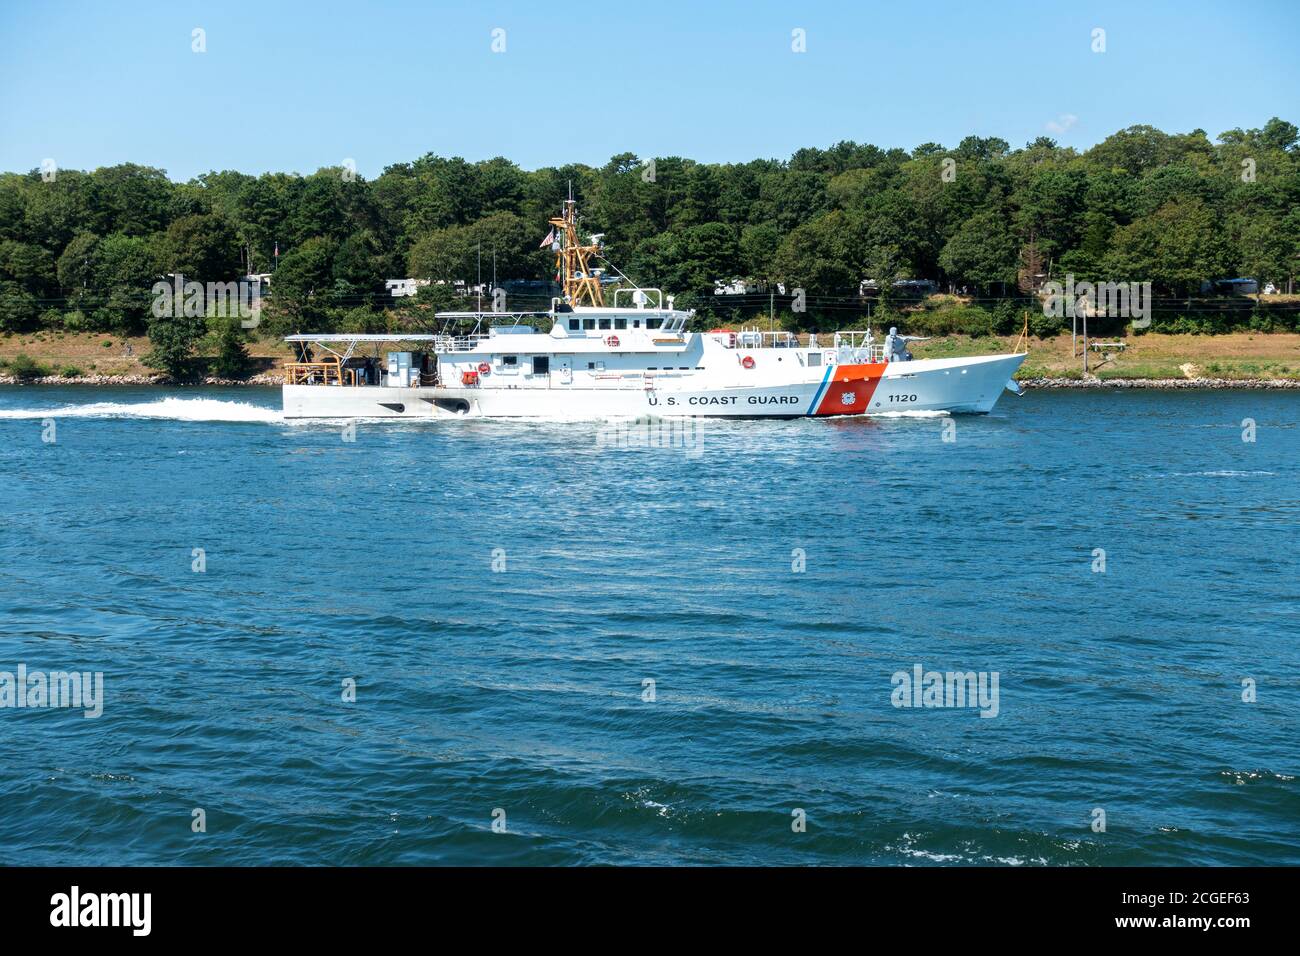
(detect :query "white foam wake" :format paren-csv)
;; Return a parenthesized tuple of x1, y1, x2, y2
(0, 397, 284, 423)
(868, 409, 952, 418)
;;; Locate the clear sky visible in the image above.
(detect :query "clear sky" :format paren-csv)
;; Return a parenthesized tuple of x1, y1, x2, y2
(1, 0, 1296, 181)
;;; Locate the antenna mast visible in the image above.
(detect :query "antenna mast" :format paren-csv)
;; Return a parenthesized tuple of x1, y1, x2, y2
(549, 193, 604, 307)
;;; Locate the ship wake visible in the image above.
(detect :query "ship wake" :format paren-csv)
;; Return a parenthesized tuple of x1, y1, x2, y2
(0, 397, 284, 423)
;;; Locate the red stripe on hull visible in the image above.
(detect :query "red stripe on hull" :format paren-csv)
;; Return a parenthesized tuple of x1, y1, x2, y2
(813, 363, 888, 415)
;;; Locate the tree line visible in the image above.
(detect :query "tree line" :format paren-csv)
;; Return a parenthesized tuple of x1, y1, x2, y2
(0, 118, 1296, 373)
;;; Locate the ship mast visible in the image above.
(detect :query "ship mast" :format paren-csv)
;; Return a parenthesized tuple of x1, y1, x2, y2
(549, 194, 604, 307)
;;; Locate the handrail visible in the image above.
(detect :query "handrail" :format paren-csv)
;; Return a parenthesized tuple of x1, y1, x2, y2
(738, 326, 797, 348)
(433, 334, 493, 352)
(285, 360, 346, 385)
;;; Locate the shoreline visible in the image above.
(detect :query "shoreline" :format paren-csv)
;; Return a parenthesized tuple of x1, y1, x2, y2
(5, 331, 1297, 390)
(1, 373, 1297, 390)
(1019, 376, 1300, 389)
(0, 374, 282, 387)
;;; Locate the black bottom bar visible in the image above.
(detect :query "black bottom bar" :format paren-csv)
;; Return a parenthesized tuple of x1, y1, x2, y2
(0, 866, 1284, 941)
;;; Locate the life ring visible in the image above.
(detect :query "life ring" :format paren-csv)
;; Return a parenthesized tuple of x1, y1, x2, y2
(742, 355, 756, 369)
(605, 335, 620, 348)
(478, 362, 490, 375)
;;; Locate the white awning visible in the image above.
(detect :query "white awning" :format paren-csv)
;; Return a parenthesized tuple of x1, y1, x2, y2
(283, 334, 444, 342)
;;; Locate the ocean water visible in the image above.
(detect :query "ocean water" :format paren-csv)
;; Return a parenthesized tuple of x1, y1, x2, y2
(0, 385, 1296, 866)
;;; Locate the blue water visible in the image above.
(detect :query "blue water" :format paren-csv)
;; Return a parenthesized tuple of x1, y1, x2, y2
(0, 386, 1296, 865)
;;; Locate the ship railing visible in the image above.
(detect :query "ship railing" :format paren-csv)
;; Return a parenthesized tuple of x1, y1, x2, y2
(737, 327, 798, 349)
(433, 334, 492, 353)
(829, 343, 887, 364)
(285, 360, 357, 386)
(584, 371, 688, 390)
(832, 332, 887, 364)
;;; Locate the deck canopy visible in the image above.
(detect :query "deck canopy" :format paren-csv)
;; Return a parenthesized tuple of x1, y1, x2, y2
(282, 334, 444, 342)
(432, 311, 552, 320)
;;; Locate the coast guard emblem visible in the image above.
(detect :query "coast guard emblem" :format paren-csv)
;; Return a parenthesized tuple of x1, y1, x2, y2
(841, 391, 856, 404)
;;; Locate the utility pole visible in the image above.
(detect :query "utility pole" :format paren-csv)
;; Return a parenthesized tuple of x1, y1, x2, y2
(1083, 307, 1089, 374)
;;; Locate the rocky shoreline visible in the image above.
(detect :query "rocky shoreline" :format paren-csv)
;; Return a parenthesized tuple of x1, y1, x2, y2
(1020, 377, 1300, 389)
(0, 373, 284, 386)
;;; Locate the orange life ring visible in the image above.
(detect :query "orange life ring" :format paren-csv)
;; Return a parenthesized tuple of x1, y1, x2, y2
(605, 335, 620, 348)
(742, 355, 756, 369)
(478, 362, 490, 374)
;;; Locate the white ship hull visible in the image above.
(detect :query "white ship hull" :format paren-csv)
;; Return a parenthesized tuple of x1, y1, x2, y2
(283, 352, 1025, 420)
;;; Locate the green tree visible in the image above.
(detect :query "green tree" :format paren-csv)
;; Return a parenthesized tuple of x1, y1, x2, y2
(91, 233, 162, 332)
(1014, 165, 1089, 260)
(0, 240, 57, 298)
(755, 170, 830, 232)
(1104, 198, 1230, 294)
(88, 164, 174, 236)
(407, 212, 541, 283)
(164, 214, 241, 281)
(939, 209, 1019, 292)
(56, 231, 100, 312)
(477, 157, 527, 215)
(772, 210, 864, 317)
(739, 223, 781, 281)
(262, 236, 335, 334)
(22, 169, 92, 250)
(145, 310, 205, 377)
(633, 222, 740, 297)
(0, 280, 38, 331)
(331, 230, 386, 303)
(1087, 125, 1182, 176)
(208, 314, 251, 379)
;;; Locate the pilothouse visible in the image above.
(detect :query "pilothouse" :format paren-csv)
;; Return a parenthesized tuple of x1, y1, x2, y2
(282, 200, 1026, 419)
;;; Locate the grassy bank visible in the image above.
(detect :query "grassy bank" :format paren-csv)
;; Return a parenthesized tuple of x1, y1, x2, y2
(1, 329, 1297, 383)
(909, 331, 1300, 381)
(0, 330, 292, 380)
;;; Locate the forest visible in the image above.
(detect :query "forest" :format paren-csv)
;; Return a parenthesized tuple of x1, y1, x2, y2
(1, 118, 1297, 374)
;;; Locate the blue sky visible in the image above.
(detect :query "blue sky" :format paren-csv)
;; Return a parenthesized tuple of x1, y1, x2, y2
(1, 0, 1296, 180)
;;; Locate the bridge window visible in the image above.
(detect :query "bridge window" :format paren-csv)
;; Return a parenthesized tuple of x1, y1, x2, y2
(599, 318, 612, 330)
(533, 356, 549, 375)
(568, 319, 580, 331)
(647, 318, 663, 330)
(614, 318, 627, 329)
(582, 319, 596, 330)
(502, 355, 518, 366)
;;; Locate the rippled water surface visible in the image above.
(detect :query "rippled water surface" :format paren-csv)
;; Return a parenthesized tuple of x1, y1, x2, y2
(0, 386, 1296, 865)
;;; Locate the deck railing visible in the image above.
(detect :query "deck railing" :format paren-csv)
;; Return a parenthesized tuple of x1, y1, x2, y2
(285, 360, 349, 385)
(433, 334, 493, 353)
